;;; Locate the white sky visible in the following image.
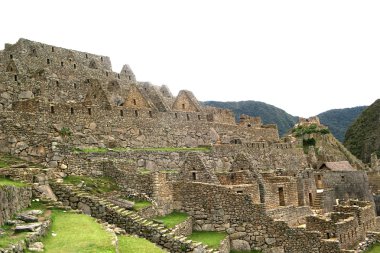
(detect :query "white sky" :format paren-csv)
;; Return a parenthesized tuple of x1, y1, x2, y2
(1, 0, 379, 117)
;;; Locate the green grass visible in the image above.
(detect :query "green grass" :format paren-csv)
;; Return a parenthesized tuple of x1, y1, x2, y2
(118, 236, 166, 253)
(39, 210, 115, 253)
(73, 146, 211, 154)
(126, 199, 152, 211)
(0, 153, 42, 168)
(231, 250, 262, 253)
(63, 175, 119, 194)
(0, 224, 29, 248)
(154, 211, 189, 228)
(0, 177, 27, 187)
(73, 147, 108, 153)
(188, 231, 227, 249)
(366, 244, 380, 253)
(137, 168, 152, 175)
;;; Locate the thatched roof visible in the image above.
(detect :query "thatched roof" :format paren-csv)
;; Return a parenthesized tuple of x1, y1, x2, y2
(318, 161, 356, 171)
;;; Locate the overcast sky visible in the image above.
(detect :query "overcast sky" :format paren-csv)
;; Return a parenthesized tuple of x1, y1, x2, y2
(1, 0, 379, 117)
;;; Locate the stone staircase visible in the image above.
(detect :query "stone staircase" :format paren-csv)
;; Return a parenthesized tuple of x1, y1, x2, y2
(312, 192, 324, 213)
(50, 182, 220, 253)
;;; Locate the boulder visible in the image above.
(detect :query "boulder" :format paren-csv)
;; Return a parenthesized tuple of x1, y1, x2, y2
(28, 242, 44, 252)
(35, 185, 57, 201)
(78, 202, 91, 215)
(231, 239, 251, 251)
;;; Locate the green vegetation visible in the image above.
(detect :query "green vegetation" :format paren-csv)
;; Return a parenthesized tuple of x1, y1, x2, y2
(292, 124, 330, 137)
(154, 211, 189, 228)
(188, 231, 227, 249)
(365, 243, 380, 252)
(118, 236, 166, 253)
(39, 210, 115, 253)
(203, 100, 298, 136)
(0, 177, 27, 187)
(0, 153, 41, 168)
(318, 106, 367, 142)
(0, 224, 29, 248)
(231, 251, 262, 253)
(72, 147, 108, 153)
(73, 147, 211, 154)
(59, 127, 72, 137)
(344, 99, 380, 163)
(63, 175, 119, 194)
(137, 168, 152, 175)
(125, 198, 152, 211)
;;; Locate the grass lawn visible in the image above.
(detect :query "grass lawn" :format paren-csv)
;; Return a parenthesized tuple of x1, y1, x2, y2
(188, 231, 227, 249)
(366, 244, 380, 253)
(154, 211, 189, 228)
(118, 236, 167, 253)
(63, 175, 119, 194)
(0, 177, 27, 187)
(39, 210, 115, 253)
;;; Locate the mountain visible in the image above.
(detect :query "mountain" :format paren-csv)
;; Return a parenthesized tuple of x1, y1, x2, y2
(318, 106, 367, 142)
(344, 99, 380, 163)
(203, 101, 298, 136)
(204, 101, 368, 140)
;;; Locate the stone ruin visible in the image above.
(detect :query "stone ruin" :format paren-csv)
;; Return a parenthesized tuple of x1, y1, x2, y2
(0, 38, 379, 253)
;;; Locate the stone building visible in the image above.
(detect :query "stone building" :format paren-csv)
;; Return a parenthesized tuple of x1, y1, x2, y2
(0, 38, 379, 253)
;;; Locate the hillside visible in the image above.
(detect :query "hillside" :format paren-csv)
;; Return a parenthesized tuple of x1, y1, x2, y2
(318, 106, 367, 142)
(344, 99, 380, 163)
(203, 101, 298, 136)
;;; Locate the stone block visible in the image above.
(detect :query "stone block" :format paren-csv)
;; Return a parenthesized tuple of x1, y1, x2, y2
(231, 239, 251, 251)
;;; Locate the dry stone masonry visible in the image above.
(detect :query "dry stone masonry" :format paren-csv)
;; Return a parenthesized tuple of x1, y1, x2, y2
(0, 38, 379, 252)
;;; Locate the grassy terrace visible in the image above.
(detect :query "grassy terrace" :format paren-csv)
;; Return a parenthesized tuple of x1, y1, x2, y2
(73, 146, 211, 154)
(125, 198, 152, 211)
(188, 231, 227, 250)
(154, 211, 189, 228)
(63, 175, 119, 194)
(118, 236, 166, 253)
(0, 177, 27, 187)
(19, 203, 166, 253)
(37, 210, 115, 253)
(366, 244, 380, 253)
(0, 153, 42, 169)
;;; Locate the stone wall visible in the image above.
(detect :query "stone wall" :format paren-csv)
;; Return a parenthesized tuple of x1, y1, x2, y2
(321, 171, 373, 202)
(0, 107, 281, 166)
(266, 206, 314, 227)
(50, 182, 210, 253)
(296, 170, 317, 207)
(171, 181, 340, 253)
(306, 213, 361, 250)
(0, 185, 32, 225)
(334, 200, 377, 233)
(218, 236, 230, 253)
(172, 216, 193, 237)
(262, 175, 298, 210)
